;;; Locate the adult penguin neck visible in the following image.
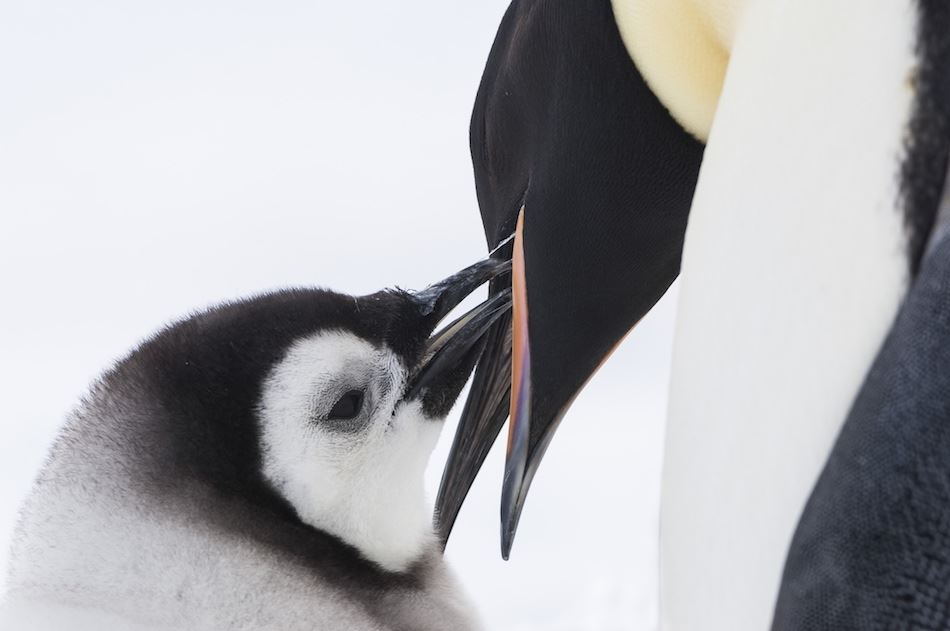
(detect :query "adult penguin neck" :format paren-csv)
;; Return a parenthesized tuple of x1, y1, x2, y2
(661, 2, 917, 630)
(610, 0, 751, 141)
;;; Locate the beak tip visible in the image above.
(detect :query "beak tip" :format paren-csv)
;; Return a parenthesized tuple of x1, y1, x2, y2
(500, 526, 515, 560)
(499, 479, 523, 561)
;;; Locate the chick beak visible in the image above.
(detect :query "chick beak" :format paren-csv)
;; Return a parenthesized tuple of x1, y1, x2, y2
(399, 256, 511, 413)
(404, 287, 512, 403)
(412, 256, 511, 325)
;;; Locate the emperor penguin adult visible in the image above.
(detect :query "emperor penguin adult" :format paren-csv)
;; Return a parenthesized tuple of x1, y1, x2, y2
(3, 257, 510, 631)
(435, 1, 950, 630)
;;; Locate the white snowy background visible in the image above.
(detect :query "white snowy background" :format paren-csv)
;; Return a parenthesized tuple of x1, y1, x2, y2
(0, 1, 677, 629)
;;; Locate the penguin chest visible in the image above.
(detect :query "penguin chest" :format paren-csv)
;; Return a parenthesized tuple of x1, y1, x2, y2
(660, 1, 916, 630)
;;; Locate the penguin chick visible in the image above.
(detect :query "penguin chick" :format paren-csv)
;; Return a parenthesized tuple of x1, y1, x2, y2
(3, 258, 510, 631)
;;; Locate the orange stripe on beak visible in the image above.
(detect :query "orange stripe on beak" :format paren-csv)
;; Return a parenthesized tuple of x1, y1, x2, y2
(501, 206, 531, 559)
(508, 207, 530, 454)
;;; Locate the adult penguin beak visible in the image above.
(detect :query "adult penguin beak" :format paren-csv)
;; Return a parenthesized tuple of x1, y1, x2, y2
(436, 195, 680, 560)
(500, 209, 533, 559)
(435, 208, 622, 560)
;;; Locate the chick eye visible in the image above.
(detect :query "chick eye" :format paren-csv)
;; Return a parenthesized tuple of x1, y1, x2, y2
(327, 389, 365, 420)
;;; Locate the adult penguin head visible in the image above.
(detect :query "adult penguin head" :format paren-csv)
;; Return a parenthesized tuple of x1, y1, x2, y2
(435, 0, 705, 557)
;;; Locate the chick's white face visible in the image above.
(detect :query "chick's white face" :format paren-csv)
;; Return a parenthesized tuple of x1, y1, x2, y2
(257, 330, 443, 573)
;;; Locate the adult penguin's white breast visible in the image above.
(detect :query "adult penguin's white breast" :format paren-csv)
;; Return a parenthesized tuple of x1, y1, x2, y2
(638, 2, 919, 629)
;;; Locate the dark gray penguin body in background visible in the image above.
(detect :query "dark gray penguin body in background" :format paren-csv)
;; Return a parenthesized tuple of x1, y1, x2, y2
(773, 216, 950, 628)
(3, 259, 509, 631)
(772, 7, 950, 627)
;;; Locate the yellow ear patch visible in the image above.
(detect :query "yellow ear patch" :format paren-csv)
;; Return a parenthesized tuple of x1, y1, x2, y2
(611, 0, 748, 142)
